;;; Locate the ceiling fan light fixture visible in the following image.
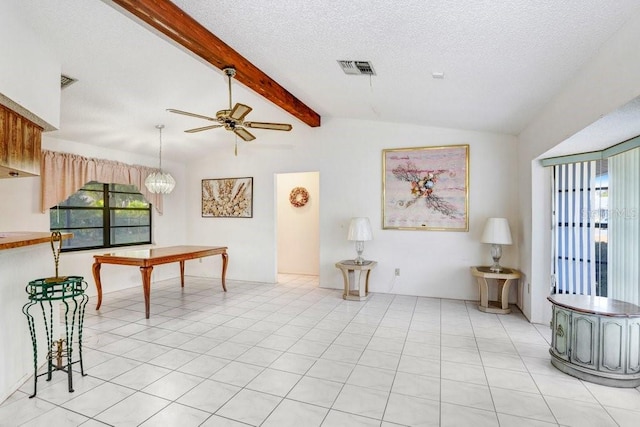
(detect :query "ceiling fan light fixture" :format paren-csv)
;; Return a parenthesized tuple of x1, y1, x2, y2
(145, 124, 176, 194)
(168, 67, 293, 140)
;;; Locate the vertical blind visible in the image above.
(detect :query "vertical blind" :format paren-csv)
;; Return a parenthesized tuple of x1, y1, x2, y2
(553, 162, 597, 295)
(608, 147, 640, 305)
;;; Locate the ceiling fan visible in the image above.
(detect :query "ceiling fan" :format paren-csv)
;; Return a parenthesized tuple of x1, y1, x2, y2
(167, 67, 292, 142)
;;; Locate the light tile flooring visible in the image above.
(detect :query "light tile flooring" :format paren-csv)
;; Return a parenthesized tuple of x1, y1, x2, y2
(3, 274, 640, 426)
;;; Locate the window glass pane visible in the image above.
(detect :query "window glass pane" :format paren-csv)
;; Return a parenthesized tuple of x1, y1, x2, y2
(110, 183, 140, 192)
(112, 193, 149, 208)
(50, 209, 103, 228)
(50, 180, 151, 252)
(82, 182, 103, 191)
(59, 228, 104, 250)
(111, 209, 150, 226)
(111, 226, 150, 245)
(58, 190, 104, 207)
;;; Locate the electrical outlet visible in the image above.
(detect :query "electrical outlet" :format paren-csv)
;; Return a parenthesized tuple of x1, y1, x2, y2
(395, 268, 400, 276)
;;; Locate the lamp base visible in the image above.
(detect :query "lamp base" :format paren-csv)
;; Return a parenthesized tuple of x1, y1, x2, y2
(354, 240, 365, 265)
(489, 244, 503, 273)
(489, 264, 504, 273)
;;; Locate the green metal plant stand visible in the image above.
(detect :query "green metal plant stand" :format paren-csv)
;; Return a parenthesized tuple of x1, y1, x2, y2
(23, 276, 88, 398)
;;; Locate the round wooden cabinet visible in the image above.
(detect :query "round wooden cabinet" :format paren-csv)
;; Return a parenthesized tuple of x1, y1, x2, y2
(548, 294, 640, 387)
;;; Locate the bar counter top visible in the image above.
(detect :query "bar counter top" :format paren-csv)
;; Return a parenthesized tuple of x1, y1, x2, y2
(0, 232, 70, 251)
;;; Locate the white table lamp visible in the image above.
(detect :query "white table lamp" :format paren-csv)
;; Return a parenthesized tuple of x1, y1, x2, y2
(481, 217, 512, 272)
(348, 217, 373, 264)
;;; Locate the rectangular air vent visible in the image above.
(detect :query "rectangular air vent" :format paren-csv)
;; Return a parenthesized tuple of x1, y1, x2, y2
(61, 74, 77, 89)
(337, 60, 376, 76)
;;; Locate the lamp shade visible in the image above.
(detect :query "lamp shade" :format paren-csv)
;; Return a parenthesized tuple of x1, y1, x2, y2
(145, 172, 176, 194)
(348, 217, 373, 241)
(481, 218, 512, 245)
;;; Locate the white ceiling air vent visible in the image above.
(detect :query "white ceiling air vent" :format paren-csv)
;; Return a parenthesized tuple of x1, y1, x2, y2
(337, 60, 376, 76)
(60, 74, 77, 89)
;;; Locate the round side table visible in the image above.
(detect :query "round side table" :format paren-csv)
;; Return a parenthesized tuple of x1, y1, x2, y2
(335, 260, 377, 301)
(470, 266, 521, 314)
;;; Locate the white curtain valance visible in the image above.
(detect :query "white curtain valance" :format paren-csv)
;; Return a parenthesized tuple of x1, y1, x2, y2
(40, 149, 164, 214)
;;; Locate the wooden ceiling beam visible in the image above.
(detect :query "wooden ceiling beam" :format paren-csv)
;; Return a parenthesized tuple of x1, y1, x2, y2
(111, 0, 321, 127)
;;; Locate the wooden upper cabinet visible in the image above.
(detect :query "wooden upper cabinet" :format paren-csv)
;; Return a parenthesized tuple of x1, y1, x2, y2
(0, 103, 42, 178)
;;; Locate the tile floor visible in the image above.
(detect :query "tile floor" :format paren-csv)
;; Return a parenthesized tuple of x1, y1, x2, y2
(2, 274, 640, 426)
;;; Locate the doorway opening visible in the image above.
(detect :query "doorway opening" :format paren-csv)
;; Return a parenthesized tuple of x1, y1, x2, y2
(276, 172, 320, 285)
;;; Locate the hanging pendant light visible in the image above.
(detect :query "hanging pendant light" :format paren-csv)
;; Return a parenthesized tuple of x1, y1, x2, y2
(145, 124, 175, 194)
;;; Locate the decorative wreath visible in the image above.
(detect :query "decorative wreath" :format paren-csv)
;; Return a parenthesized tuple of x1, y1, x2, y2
(289, 186, 309, 208)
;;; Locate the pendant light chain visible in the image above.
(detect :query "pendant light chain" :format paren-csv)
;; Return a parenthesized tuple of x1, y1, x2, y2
(157, 124, 164, 171)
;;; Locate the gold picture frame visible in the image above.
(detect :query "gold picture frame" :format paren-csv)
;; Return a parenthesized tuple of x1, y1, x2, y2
(382, 145, 469, 231)
(202, 177, 253, 218)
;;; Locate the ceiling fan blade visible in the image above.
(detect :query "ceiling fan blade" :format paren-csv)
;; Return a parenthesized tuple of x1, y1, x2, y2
(229, 103, 253, 121)
(244, 121, 293, 131)
(234, 127, 256, 141)
(185, 124, 224, 133)
(167, 109, 216, 121)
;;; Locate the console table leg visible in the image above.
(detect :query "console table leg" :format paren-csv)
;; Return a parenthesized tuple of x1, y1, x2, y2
(477, 277, 489, 309)
(498, 279, 512, 310)
(338, 269, 349, 299)
(140, 266, 154, 319)
(221, 252, 228, 292)
(364, 270, 372, 297)
(180, 260, 185, 287)
(92, 261, 103, 310)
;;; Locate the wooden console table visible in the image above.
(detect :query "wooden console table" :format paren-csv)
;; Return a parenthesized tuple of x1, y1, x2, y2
(470, 266, 521, 314)
(92, 245, 228, 318)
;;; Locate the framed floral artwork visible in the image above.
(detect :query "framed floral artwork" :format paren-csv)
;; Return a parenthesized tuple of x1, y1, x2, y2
(382, 145, 469, 231)
(202, 177, 253, 218)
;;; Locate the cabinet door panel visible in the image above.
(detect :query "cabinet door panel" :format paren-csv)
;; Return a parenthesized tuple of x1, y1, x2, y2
(572, 313, 598, 368)
(600, 318, 625, 372)
(628, 320, 640, 373)
(552, 307, 570, 360)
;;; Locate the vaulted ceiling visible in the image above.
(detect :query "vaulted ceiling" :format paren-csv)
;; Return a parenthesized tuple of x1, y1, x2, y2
(15, 0, 640, 161)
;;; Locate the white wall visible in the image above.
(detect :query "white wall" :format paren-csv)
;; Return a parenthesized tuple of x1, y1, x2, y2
(517, 8, 640, 323)
(277, 172, 320, 275)
(0, 1, 60, 129)
(185, 117, 519, 301)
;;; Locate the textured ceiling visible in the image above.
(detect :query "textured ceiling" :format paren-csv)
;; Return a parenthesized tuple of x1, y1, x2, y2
(13, 0, 640, 161)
